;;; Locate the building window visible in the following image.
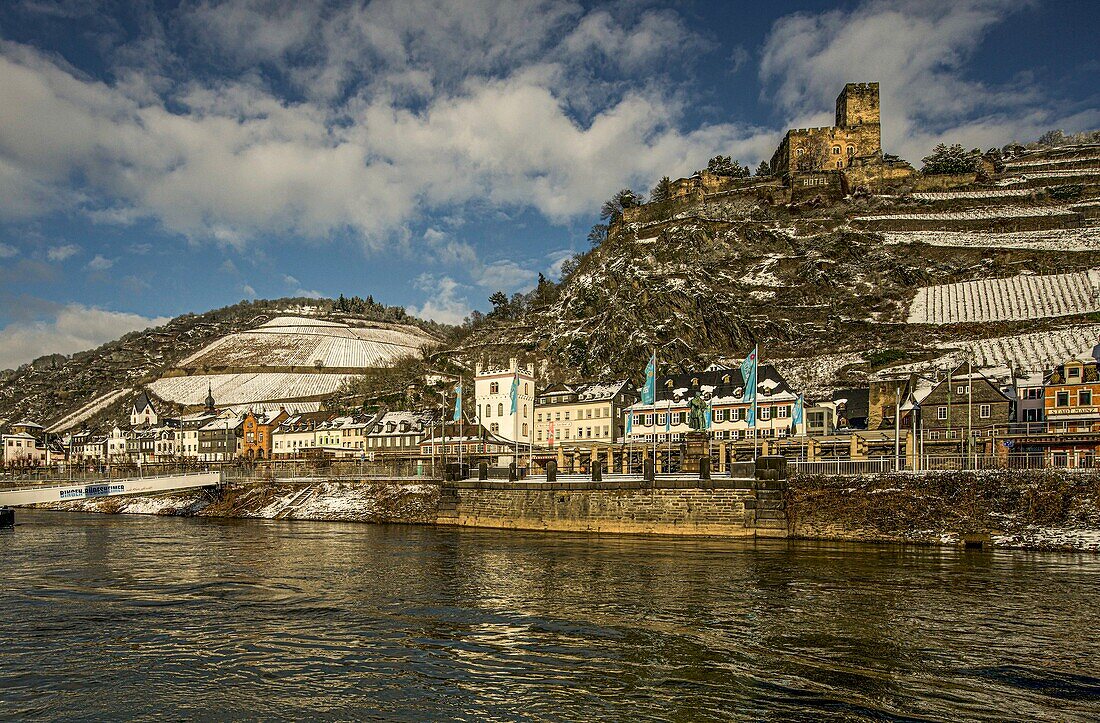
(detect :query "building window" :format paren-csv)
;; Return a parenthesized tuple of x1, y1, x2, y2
(523, 404, 528, 418)
(1068, 367, 1081, 379)
(490, 382, 499, 394)
(832, 146, 841, 155)
(937, 406, 948, 420)
(1056, 391, 1070, 407)
(777, 406, 789, 419)
(979, 404, 991, 419)
(1080, 390, 1093, 406)
(796, 147, 804, 156)
(522, 423, 528, 436)
(760, 407, 771, 421)
(847, 146, 855, 157)
(490, 423, 499, 433)
(956, 385, 969, 395)
(497, 403, 504, 416)
(929, 431, 940, 440)
(715, 409, 725, 422)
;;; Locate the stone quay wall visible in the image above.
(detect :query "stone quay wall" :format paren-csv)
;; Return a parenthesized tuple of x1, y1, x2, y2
(438, 478, 786, 537)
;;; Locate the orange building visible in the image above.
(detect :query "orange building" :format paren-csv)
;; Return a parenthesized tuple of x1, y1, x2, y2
(1040, 353, 1100, 467)
(240, 409, 288, 460)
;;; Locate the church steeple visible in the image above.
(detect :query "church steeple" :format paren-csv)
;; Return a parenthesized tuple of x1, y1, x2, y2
(204, 383, 216, 412)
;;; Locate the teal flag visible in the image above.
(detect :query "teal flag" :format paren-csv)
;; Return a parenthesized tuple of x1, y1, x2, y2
(626, 411, 633, 435)
(792, 394, 804, 430)
(509, 373, 519, 414)
(452, 383, 462, 422)
(745, 403, 756, 427)
(740, 346, 758, 403)
(665, 406, 671, 432)
(705, 400, 713, 429)
(642, 353, 656, 405)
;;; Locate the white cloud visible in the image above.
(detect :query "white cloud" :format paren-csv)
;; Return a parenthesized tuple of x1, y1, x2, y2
(47, 244, 80, 261)
(0, 304, 170, 370)
(0, 5, 767, 251)
(85, 254, 114, 270)
(242, 283, 257, 298)
(405, 274, 472, 325)
(758, 0, 1096, 162)
(0, 242, 17, 258)
(476, 259, 538, 291)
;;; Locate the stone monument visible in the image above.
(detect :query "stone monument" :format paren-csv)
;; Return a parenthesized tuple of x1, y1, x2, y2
(682, 393, 711, 473)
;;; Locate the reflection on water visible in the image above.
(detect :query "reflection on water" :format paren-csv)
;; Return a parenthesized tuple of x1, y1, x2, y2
(2, 511, 1099, 721)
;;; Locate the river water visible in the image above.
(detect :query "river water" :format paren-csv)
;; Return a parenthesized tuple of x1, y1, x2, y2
(2, 511, 1099, 721)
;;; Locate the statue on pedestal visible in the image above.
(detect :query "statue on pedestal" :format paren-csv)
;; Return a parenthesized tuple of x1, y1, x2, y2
(687, 393, 707, 431)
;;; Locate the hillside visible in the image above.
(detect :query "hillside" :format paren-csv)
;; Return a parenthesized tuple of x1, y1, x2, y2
(0, 298, 445, 433)
(465, 142, 1100, 388)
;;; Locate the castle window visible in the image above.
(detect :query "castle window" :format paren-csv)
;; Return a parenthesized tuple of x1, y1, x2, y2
(490, 382, 499, 394)
(847, 145, 855, 156)
(796, 148, 804, 156)
(832, 146, 841, 155)
(836, 161, 843, 169)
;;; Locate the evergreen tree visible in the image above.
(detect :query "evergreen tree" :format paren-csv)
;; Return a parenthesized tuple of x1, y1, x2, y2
(755, 161, 772, 177)
(921, 143, 980, 175)
(703, 155, 750, 178)
(649, 176, 673, 202)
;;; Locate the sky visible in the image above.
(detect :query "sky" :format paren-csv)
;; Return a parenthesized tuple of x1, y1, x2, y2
(0, 0, 1097, 369)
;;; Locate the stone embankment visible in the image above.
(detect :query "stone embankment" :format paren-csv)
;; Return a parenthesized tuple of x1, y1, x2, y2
(787, 468, 1100, 552)
(40, 466, 1100, 552)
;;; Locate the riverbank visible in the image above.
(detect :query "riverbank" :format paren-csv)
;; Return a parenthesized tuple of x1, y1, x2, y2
(788, 468, 1100, 552)
(36, 468, 1100, 552)
(46, 480, 440, 524)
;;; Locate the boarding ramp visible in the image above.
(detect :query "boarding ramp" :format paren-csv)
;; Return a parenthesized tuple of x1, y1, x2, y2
(0, 472, 221, 507)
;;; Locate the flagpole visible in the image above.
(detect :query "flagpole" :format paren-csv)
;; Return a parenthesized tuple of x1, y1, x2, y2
(754, 346, 760, 460)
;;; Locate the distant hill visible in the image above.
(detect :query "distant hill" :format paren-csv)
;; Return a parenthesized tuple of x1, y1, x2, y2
(0, 297, 447, 433)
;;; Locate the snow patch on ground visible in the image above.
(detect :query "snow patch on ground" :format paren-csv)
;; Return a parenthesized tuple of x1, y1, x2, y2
(994, 526, 1100, 552)
(881, 226, 1100, 251)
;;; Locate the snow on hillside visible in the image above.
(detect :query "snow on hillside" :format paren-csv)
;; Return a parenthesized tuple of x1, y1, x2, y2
(909, 188, 1034, 201)
(771, 353, 865, 397)
(908, 271, 1100, 324)
(880, 227, 1100, 251)
(996, 169, 1100, 185)
(149, 373, 361, 406)
(1004, 155, 1100, 168)
(956, 326, 1100, 371)
(47, 388, 132, 432)
(854, 205, 1077, 222)
(177, 316, 431, 369)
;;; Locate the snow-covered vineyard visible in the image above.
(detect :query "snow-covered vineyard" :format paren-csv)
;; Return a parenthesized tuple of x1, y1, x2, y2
(148, 372, 360, 406)
(178, 316, 433, 369)
(855, 204, 1079, 223)
(908, 270, 1100, 325)
(880, 227, 1100, 251)
(951, 325, 1100, 372)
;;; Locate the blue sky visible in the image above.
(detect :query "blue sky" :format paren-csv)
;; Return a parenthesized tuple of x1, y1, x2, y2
(0, 0, 1097, 368)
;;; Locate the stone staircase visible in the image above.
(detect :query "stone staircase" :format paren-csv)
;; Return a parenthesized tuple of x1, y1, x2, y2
(436, 482, 459, 521)
(752, 456, 789, 532)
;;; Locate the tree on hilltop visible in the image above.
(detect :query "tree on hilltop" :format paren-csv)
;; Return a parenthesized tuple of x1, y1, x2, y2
(587, 223, 608, 248)
(649, 176, 673, 203)
(600, 189, 643, 222)
(921, 143, 980, 175)
(754, 161, 772, 177)
(702, 155, 750, 178)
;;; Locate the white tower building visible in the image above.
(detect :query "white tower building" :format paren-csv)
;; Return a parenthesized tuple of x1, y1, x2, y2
(474, 357, 535, 446)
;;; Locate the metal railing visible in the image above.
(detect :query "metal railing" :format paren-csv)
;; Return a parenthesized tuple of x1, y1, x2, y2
(996, 421, 1100, 436)
(791, 458, 898, 476)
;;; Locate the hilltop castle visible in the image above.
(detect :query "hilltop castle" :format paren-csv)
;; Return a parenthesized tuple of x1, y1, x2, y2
(769, 82, 913, 190)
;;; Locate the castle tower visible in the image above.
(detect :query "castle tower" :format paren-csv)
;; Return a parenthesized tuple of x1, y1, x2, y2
(835, 82, 880, 128)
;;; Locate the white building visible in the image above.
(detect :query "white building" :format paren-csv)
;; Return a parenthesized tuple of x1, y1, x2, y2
(474, 358, 534, 446)
(627, 364, 805, 443)
(130, 391, 159, 428)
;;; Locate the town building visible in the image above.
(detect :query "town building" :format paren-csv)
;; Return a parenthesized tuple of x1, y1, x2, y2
(130, 390, 159, 428)
(176, 412, 216, 458)
(626, 363, 804, 471)
(365, 410, 434, 459)
(2, 421, 47, 467)
(271, 411, 336, 458)
(417, 422, 516, 467)
(533, 380, 635, 447)
(198, 416, 243, 461)
(313, 415, 377, 458)
(240, 409, 288, 460)
(474, 358, 534, 446)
